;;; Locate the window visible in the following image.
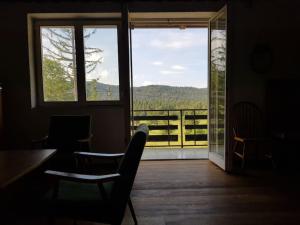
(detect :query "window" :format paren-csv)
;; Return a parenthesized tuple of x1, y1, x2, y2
(35, 20, 120, 105)
(83, 26, 119, 101)
(40, 26, 78, 102)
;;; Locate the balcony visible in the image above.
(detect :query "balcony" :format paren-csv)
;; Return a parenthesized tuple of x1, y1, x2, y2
(132, 109, 208, 159)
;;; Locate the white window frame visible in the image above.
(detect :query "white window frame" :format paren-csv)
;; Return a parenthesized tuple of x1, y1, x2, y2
(31, 17, 123, 107)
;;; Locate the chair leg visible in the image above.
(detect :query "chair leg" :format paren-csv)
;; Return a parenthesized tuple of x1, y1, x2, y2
(233, 140, 241, 168)
(47, 180, 60, 225)
(269, 151, 277, 170)
(52, 180, 60, 199)
(98, 183, 108, 201)
(233, 140, 238, 153)
(113, 158, 119, 171)
(128, 197, 138, 225)
(241, 142, 246, 169)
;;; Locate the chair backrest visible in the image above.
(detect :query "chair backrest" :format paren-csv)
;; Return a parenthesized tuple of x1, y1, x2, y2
(232, 102, 263, 138)
(110, 124, 149, 224)
(47, 115, 91, 152)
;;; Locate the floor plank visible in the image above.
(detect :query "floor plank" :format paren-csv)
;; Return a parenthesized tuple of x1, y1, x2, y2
(127, 160, 300, 225)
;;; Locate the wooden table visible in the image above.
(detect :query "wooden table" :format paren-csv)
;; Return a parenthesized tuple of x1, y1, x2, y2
(0, 149, 56, 189)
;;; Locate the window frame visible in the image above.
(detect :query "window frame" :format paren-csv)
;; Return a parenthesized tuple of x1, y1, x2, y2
(34, 19, 123, 107)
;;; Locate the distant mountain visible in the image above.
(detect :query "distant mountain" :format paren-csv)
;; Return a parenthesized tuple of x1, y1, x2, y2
(133, 85, 207, 102)
(88, 82, 208, 109)
(86, 82, 120, 100)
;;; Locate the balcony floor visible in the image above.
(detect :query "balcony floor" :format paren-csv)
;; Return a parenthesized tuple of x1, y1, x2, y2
(142, 147, 208, 160)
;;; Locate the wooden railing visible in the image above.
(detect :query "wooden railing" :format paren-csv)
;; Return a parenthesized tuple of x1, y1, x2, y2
(132, 109, 208, 148)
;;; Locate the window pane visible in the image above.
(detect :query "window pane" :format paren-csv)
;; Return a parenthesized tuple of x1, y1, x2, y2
(41, 27, 77, 102)
(83, 26, 120, 101)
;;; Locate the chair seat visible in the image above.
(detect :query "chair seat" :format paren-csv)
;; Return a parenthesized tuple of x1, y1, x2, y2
(56, 180, 113, 200)
(43, 180, 114, 222)
(49, 198, 110, 223)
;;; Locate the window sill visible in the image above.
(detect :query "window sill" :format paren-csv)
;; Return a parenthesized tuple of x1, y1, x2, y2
(32, 100, 124, 109)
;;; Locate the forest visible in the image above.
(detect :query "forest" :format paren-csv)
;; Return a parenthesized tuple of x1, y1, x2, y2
(89, 82, 208, 110)
(133, 85, 207, 110)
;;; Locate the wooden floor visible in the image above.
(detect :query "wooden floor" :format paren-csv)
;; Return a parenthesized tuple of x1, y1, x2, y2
(14, 160, 300, 225)
(124, 160, 300, 225)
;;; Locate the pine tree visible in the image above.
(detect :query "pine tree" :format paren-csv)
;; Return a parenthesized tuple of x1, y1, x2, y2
(41, 27, 103, 101)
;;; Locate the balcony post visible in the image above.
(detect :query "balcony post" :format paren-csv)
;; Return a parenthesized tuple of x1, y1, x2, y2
(167, 110, 170, 147)
(194, 109, 196, 146)
(180, 109, 183, 148)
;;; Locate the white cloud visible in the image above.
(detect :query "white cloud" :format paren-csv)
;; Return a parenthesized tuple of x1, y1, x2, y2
(171, 65, 185, 70)
(86, 73, 98, 81)
(149, 31, 207, 49)
(85, 51, 103, 63)
(142, 81, 154, 86)
(152, 61, 163, 66)
(100, 70, 108, 79)
(150, 39, 164, 48)
(86, 69, 109, 81)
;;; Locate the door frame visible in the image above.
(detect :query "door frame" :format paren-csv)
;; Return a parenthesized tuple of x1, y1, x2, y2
(125, 6, 233, 167)
(208, 5, 228, 170)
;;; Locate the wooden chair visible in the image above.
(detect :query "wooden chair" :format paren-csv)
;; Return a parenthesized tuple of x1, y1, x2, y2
(44, 124, 149, 225)
(232, 102, 270, 169)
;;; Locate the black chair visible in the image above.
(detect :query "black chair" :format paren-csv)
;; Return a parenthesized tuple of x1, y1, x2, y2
(44, 124, 149, 225)
(48, 115, 91, 151)
(34, 115, 92, 151)
(33, 115, 92, 170)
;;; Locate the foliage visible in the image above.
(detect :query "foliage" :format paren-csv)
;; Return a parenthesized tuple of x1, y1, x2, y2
(88, 82, 208, 109)
(133, 85, 207, 110)
(42, 28, 102, 77)
(43, 57, 75, 101)
(41, 27, 103, 101)
(86, 79, 101, 101)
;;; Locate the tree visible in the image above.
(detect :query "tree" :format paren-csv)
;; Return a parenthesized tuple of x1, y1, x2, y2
(86, 79, 100, 101)
(43, 57, 75, 101)
(41, 27, 103, 100)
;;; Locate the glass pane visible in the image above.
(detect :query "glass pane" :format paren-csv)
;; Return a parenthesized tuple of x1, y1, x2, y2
(84, 26, 120, 101)
(41, 27, 77, 102)
(209, 10, 226, 158)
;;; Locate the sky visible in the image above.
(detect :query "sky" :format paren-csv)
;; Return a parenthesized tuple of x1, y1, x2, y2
(86, 27, 208, 88)
(83, 26, 119, 85)
(132, 28, 208, 88)
(42, 26, 208, 89)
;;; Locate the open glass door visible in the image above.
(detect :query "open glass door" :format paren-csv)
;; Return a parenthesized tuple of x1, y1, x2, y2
(129, 21, 134, 137)
(208, 6, 227, 170)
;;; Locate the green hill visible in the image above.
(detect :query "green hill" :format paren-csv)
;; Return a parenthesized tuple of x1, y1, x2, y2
(88, 82, 208, 110)
(133, 85, 207, 110)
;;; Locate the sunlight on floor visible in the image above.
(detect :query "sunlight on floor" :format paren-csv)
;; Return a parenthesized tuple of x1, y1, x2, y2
(142, 148, 208, 160)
